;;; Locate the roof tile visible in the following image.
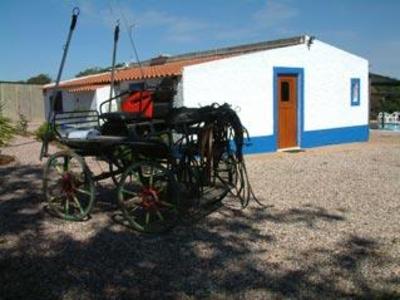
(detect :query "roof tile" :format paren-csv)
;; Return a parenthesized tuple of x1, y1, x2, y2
(45, 56, 228, 91)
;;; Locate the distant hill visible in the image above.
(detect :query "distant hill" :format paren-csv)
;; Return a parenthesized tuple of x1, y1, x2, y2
(370, 73, 400, 85)
(370, 73, 400, 118)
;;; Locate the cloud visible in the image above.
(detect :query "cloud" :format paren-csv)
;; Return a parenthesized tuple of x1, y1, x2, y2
(213, 0, 300, 42)
(64, 0, 211, 43)
(132, 10, 210, 43)
(253, 0, 299, 27)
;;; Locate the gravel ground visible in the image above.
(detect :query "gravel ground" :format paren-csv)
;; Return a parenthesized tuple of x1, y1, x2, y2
(0, 131, 399, 299)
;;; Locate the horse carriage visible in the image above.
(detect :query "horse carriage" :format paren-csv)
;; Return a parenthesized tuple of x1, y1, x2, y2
(40, 8, 258, 233)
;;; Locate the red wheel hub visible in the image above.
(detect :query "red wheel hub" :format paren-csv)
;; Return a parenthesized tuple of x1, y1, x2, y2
(139, 188, 160, 211)
(61, 172, 75, 194)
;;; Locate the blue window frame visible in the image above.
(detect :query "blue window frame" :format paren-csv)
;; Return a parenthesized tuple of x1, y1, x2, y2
(129, 82, 145, 92)
(351, 78, 360, 106)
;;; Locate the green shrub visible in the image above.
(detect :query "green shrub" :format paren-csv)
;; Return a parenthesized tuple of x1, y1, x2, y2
(0, 103, 15, 147)
(35, 122, 55, 142)
(15, 113, 28, 135)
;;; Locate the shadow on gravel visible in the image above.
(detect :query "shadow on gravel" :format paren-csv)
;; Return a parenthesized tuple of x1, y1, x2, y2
(0, 164, 44, 237)
(1, 164, 399, 299)
(244, 204, 346, 229)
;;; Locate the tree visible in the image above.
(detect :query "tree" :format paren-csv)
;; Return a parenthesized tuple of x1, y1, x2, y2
(26, 74, 52, 85)
(75, 67, 106, 78)
(75, 64, 124, 78)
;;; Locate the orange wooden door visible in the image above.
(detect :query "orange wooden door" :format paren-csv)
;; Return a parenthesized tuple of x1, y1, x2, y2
(278, 75, 297, 149)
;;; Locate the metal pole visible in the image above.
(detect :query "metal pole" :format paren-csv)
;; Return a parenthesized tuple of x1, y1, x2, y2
(40, 7, 80, 160)
(109, 21, 120, 112)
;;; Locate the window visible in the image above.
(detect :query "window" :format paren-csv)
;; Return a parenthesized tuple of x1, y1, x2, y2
(351, 78, 360, 106)
(281, 81, 290, 101)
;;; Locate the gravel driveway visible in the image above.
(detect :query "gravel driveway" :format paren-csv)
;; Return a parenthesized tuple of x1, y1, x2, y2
(0, 131, 399, 299)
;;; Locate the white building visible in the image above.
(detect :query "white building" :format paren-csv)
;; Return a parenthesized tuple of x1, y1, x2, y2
(43, 35, 369, 153)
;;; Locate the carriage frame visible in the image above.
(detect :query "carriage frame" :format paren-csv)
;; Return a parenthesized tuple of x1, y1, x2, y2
(43, 97, 245, 233)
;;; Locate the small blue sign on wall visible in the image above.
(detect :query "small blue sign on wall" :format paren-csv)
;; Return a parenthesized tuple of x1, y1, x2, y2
(351, 78, 360, 106)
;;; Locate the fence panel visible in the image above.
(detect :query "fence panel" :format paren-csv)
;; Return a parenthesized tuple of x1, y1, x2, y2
(0, 83, 44, 121)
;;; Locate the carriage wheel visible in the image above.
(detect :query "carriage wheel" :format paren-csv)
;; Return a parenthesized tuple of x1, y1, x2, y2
(117, 161, 180, 233)
(43, 151, 95, 221)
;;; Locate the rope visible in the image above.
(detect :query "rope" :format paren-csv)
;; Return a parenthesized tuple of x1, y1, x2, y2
(215, 104, 264, 208)
(114, 0, 147, 87)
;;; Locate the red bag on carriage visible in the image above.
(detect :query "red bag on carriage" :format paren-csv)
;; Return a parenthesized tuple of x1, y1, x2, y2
(121, 91, 153, 118)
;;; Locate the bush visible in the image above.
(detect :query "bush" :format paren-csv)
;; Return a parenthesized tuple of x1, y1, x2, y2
(35, 122, 55, 142)
(0, 116, 15, 147)
(15, 113, 28, 135)
(0, 104, 15, 147)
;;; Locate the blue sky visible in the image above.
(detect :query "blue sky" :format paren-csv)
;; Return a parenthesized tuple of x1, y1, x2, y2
(1, 0, 399, 81)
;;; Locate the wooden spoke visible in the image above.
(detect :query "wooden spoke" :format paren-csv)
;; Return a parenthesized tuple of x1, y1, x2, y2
(54, 163, 64, 175)
(127, 205, 140, 213)
(124, 196, 142, 207)
(64, 197, 70, 215)
(135, 223, 145, 231)
(74, 187, 92, 196)
(149, 166, 154, 188)
(63, 157, 69, 172)
(49, 195, 65, 203)
(72, 195, 85, 215)
(121, 188, 141, 197)
(156, 186, 166, 194)
(156, 210, 164, 221)
(159, 200, 174, 207)
(154, 180, 166, 190)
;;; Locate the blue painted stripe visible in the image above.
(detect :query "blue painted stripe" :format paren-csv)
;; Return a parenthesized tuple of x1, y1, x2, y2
(243, 125, 369, 154)
(301, 125, 369, 148)
(243, 135, 275, 154)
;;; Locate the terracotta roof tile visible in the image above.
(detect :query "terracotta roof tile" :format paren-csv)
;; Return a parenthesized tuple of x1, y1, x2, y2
(45, 55, 230, 91)
(67, 84, 107, 93)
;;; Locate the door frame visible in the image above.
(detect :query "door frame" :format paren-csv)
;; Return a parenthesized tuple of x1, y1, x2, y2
(273, 67, 304, 149)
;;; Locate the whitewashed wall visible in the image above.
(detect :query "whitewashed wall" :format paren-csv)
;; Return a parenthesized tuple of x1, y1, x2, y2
(43, 90, 96, 119)
(95, 85, 112, 113)
(182, 38, 369, 138)
(73, 91, 96, 111)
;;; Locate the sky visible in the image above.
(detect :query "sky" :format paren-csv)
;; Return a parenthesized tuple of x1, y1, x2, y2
(0, 0, 399, 81)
